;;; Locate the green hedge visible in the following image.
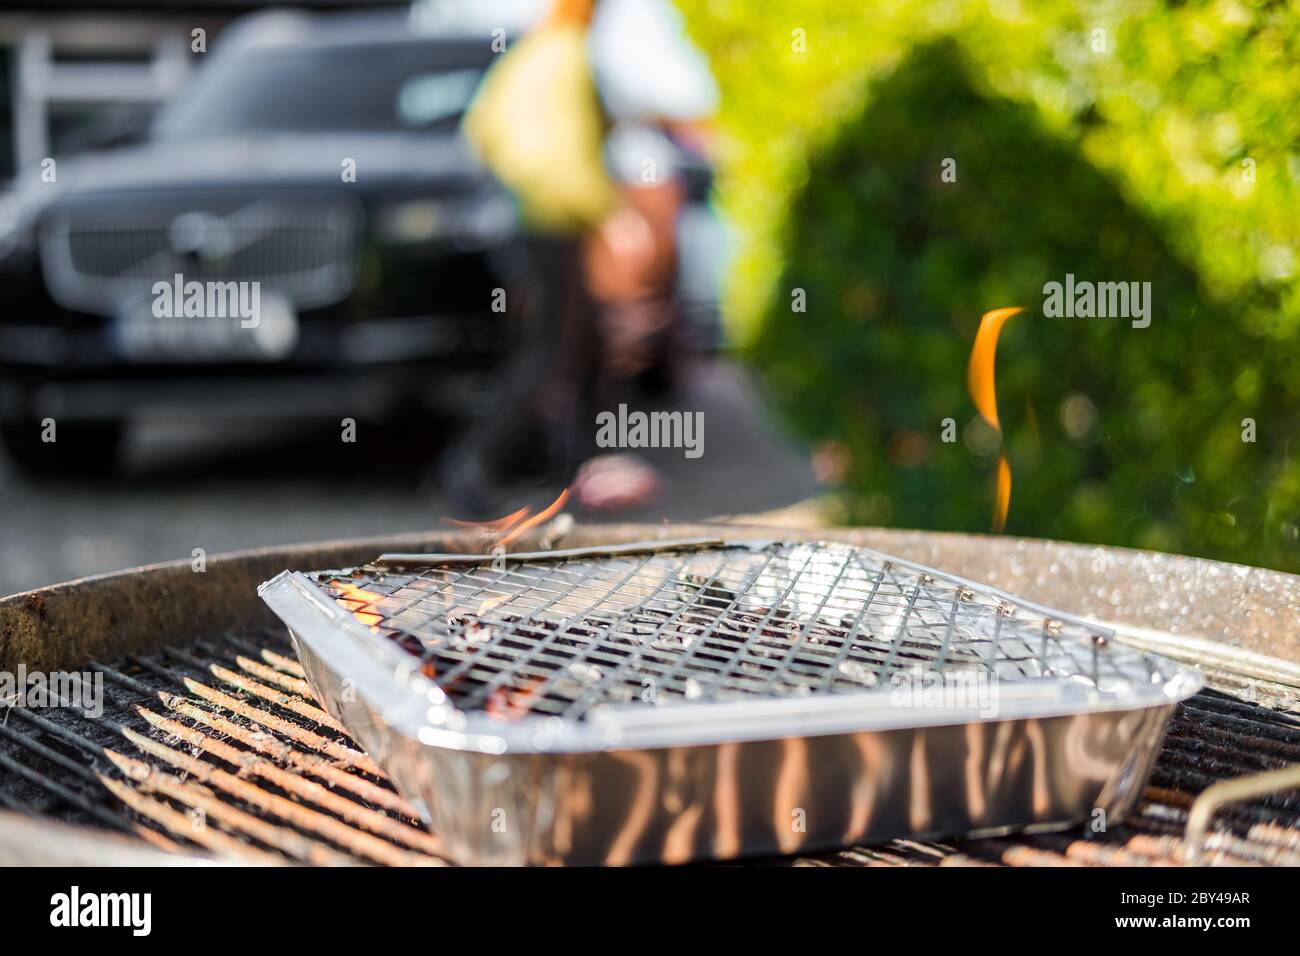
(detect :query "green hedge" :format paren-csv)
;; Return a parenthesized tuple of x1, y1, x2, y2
(680, 1, 1300, 571)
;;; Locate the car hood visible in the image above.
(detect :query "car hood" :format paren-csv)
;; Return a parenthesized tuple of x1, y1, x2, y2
(53, 131, 490, 200)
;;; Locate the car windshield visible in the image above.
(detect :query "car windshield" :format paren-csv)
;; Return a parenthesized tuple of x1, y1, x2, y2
(155, 41, 487, 139)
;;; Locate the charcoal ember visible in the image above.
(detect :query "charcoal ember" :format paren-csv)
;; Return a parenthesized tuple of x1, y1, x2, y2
(567, 661, 604, 685)
(621, 618, 655, 637)
(443, 615, 492, 649)
(676, 572, 736, 603)
(651, 633, 694, 652)
(837, 660, 878, 686)
(462, 623, 492, 646)
(605, 682, 638, 703)
(390, 633, 424, 657)
(615, 624, 657, 645)
(484, 678, 546, 722)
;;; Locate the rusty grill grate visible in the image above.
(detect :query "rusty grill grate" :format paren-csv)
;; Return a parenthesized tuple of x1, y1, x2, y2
(316, 541, 1173, 722)
(0, 628, 1298, 865)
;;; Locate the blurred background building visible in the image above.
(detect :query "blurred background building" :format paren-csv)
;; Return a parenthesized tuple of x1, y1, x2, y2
(0, 1, 423, 181)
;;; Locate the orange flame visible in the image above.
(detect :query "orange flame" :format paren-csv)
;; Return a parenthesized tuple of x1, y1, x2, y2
(992, 455, 1012, 534)
(334, 581, 384, 630)
(486, 677, 545, 722)
(498, 489, 570, 547)
(967, 306, 1024, 533)
(967, 306, 1023, 431)
(444, 506, 530, 534)
(443, 489, 571, 552)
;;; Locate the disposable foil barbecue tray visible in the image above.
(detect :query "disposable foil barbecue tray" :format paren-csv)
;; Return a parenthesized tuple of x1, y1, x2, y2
(258, 538, 1201, 865)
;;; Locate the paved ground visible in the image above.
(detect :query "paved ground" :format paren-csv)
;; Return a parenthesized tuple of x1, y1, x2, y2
(0, 359, 819, 596)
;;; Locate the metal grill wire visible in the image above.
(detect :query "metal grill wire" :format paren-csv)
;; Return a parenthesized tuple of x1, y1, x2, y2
(317, 542, 1167, 722)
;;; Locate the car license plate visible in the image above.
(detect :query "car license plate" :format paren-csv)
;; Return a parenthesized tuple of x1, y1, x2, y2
(113, 290, 298, 363)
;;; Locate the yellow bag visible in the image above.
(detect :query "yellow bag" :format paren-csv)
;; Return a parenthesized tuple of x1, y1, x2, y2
(463, 24, 620, 233)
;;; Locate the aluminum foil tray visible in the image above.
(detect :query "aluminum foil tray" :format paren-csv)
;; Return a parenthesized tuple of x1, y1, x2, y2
(258, 538, 1201, 865)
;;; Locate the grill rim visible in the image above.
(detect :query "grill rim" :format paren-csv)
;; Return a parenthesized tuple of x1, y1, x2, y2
(259, 539, 1202, 756)
(6, 522, 1299, 681)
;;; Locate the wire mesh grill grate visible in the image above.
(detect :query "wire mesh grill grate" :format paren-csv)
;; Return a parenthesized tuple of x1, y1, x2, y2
(313, 541, 1168, 722)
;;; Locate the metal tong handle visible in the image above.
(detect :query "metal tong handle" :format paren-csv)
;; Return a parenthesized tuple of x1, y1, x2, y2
(374, 537, 730, 567)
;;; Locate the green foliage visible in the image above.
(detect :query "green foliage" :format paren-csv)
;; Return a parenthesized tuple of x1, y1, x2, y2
(679, 1, 1300, 570)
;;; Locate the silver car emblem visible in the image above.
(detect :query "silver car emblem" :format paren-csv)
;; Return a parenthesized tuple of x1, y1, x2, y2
(169, 210, 236, 263)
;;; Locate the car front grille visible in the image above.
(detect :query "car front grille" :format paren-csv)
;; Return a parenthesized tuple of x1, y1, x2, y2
(39, 193, 362, 315)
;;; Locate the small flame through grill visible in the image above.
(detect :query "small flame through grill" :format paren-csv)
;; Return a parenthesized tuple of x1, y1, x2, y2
(443, 489, 570, 549)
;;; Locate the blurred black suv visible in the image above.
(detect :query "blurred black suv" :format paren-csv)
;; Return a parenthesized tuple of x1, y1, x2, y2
(0, 11, 522, 474)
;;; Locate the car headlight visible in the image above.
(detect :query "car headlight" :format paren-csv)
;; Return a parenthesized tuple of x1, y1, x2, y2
(0, 189, 42, 263)
(377, 200, 447, 244)
(377, 194, 516, 246)
(452, 193, 516, 245)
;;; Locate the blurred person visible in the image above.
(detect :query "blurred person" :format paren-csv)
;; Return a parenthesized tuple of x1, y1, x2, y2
(586, 0, 718, 392)
(447, 0, 621, 514)
(575, 0, 718, 511)
(450, 0, 716, 515)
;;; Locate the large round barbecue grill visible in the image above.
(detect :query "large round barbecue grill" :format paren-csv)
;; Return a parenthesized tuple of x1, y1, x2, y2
(2, 522, 1299, 866)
